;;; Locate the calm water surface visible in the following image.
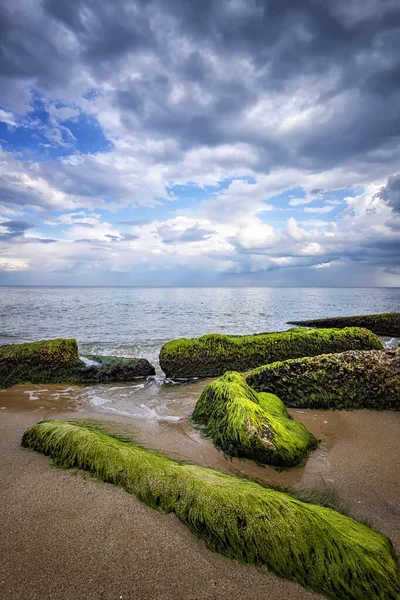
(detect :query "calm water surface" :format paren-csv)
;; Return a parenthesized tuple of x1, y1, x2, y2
(1, 286, 399, 362)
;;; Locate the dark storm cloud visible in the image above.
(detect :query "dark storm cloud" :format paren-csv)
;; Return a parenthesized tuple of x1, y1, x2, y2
(158, 223, 215, 244)
(0, 0, 399, 172)
(0, 220, 34, 239)
(0, 219, 57, 243)
(379, 173, 400, 212)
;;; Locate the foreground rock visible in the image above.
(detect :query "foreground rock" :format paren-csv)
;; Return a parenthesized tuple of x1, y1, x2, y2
(22, 419, 400, 600)
(288, 312, 400, 337)
(192, 371, 317, 468)
(247, 349, 400, 410)
(159, 327, 382, 378)
(0, 339, 155, 388)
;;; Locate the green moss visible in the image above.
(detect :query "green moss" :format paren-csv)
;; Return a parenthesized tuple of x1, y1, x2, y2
(0, 338, 83, 388)
(22, 419, 400, 600)
(247, 349, 400, 410)
(192, 371, 317, 467)
(159, 327, 383, 378)
(288, 312, 400, 337)
(0, 339, 155, 388)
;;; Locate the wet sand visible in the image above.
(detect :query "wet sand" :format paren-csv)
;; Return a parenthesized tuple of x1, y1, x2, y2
(1, 387, 400, 599)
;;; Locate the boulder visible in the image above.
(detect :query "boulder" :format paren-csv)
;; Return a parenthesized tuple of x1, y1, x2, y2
(0, 339, 155, 388)
(247, 348, 400, 410)
(159, 327, 382, 378)
(288, 312, 400, 337)
(22, 419, 400, 600)
(192, 371, 317, 467)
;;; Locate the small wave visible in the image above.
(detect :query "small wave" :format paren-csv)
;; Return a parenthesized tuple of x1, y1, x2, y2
(146, 375, 180, 386)
(383, 337, 399, 349)
(79, 356, 101, 367)
(89, 395, 110, 407)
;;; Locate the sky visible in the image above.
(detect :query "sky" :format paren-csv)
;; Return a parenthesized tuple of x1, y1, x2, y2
(0, 0, 399, 286)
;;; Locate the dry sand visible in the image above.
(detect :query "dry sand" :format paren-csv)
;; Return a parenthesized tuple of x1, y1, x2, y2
(1, 393, 399, 599)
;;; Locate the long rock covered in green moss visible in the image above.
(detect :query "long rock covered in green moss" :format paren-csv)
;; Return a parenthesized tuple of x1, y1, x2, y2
(22, 420, 400, 600)
(288, 312, 400, 337)
(159, 327, 383, 378)
(0, 339, 155, 388)
(247, 349, 400, 410)
(192, 371, 317, 467)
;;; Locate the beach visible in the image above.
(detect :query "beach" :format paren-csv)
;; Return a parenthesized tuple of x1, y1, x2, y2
(1, 387, 399, 600)
(1, 287, 400, 598)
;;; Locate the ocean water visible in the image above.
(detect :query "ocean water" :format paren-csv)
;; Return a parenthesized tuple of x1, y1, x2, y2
(1, 286, 399, 365)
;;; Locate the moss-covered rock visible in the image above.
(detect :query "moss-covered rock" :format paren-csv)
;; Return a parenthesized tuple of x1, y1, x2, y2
(192, 371, 317, 467)
(78, 354, 155, 382)
(247, 349, 400, 410)
(159, 327, 383, 379)
(288, 312, 400, 337)
(22, 419, 400, 600)
(0, 339, 155, 388)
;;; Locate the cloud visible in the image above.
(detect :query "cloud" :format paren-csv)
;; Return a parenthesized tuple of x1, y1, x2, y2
(158, 223, 215, 244)
(0, 219, 34, 240)
(379, 173, 400, 212)
(0, 0, 399, 284)
(303, 205, 336, 213)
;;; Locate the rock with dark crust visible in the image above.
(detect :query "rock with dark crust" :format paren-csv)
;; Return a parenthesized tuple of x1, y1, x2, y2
(288, 312, 400, 337)
(247, 348, 400, 410)
(159, 327, 383, 379)
(0, 339, 155, 388)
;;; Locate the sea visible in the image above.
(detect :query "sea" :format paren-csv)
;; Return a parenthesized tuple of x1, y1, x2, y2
(1, 286, 399, 363)
(1, 285, 399, 492)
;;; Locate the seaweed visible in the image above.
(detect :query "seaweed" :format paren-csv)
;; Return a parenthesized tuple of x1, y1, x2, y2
(288, 312, 400, 337)
(159, 327, 383, 378)
(0, 339, 155, 388)
(22, 419, 400, 600)
(247, 349, 400, 410)
(192, 371, 317, 467)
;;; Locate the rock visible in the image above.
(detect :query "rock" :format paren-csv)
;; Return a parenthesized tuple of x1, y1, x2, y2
(159, 327, 383, 379)
(0, 339, 155, 388)
(247, 348, 400, 410)
(22, 419, 400, 600)
(288, 312, 400, 337)
(192, 371, 317, 468)
(78, 354, 156, 382)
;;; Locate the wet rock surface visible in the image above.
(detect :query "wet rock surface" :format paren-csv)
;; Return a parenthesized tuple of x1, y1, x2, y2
(0, 339, 155, 388)
(247, 349, 400, 410)
(160, 327, 382, 379)
(288, 312, 400, 337)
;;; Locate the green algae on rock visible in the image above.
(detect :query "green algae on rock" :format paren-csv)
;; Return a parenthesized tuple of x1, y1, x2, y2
(159, 327, 383, 378)
(288, 312, 400, 337)
(22, 419, 400, 600)
(0, 339, 155, 388)
(247, 348, 400, 410)
(192, 371, 317, 468)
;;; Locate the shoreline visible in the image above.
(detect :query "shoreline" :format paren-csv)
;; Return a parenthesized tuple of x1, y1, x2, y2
(1, 395, 400, 599)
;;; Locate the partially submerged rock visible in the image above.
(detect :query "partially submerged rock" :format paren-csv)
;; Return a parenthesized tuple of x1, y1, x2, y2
(159, 327, 383, 378)
(288, 312, 400, 337)
(78, 354, 156, 382)
(247, 349, 400, 410)
(22, 419, 400, 600)
(192, 371, 317, 468)
(0, 339, 155, 388)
